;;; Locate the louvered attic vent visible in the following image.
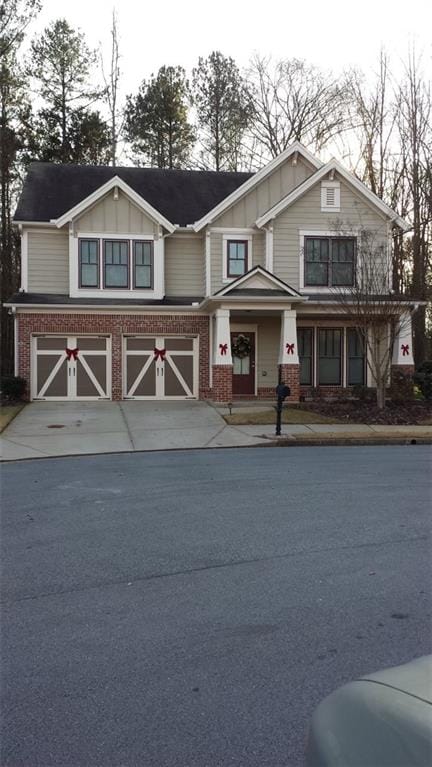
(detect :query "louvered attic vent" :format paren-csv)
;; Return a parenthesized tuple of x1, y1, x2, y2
(321, 181, 340, 211)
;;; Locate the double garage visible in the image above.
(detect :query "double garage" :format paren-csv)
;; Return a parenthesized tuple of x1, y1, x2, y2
(32, 334, 199, 400)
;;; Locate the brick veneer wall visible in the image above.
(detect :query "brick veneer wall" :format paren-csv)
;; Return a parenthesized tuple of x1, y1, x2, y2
(17, 313, 210, 400)
(279, 364, 300, 402)
(391, 364, 415, 379)
(211, 365, 233, 402)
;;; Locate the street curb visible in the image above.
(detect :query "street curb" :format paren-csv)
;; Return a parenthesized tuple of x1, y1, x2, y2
(1, 438, 431, 463)
(260, 437, 432, 447)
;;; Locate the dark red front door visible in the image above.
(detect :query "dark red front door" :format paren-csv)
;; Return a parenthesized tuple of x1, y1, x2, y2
(231, 332, 255, 396)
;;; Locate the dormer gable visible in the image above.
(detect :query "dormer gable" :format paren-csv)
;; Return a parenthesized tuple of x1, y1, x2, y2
(212, 266, 304, 300)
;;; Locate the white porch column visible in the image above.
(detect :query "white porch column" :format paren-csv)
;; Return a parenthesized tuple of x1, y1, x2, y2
(213, 308, 232, 364)
(392, 311, 414, 366)
(278, 309, 299, 364)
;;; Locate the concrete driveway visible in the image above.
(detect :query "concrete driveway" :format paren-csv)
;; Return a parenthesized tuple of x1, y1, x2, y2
(0, 401, 268, 460)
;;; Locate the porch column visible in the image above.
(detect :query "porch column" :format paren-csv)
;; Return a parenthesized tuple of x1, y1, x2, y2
(278, 309, 300, 401)
(391, 310, 415, 379)
(212, 308, 233, 402)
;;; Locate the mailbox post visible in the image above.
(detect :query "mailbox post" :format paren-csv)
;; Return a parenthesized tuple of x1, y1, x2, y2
(275, 383, 291, 436)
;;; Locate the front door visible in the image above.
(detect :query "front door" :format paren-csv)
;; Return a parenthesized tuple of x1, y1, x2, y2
(231, 332, 255, 396)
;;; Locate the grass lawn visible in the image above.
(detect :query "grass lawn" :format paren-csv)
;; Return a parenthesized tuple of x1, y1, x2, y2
(0, 404, 25, 433)
(224, 407, 343, 426)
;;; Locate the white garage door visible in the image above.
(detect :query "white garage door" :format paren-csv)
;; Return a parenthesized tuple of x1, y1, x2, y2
(32, 335, 111, 400)
(124, 336, 198, 399)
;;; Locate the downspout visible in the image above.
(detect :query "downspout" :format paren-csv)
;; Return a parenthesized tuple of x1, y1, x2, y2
(12, 307, 18, 376)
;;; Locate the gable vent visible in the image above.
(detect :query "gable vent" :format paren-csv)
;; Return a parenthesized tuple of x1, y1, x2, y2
(321, 181, 340, 211)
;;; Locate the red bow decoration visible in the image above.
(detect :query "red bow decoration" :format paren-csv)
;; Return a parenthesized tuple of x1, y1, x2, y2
(219, 343, 228, 356)
(401, 344, 409, 356)
(286, 343, 295, 355)
(65, 347, 79, 361)
(154, 347, 166, 361)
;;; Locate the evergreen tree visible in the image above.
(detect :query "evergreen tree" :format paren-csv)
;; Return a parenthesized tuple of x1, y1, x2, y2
(192, 51, 252, 171)
(28, 18, 110, 163)
(124, 66, 195, 168)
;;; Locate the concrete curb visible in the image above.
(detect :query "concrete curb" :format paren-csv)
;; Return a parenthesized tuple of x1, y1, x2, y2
(1, 438, 430, 463)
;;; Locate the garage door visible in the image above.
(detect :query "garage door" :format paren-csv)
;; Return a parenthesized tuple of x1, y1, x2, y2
(32, 336, 111, 400)
(124, 336, 198, 399)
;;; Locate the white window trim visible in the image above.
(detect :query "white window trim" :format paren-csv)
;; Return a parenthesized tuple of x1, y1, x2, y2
(299, 229, 358, 293)
(70, 231, 163, 299)
(321, 180, 340, 212)
(222, 232, 252, 283)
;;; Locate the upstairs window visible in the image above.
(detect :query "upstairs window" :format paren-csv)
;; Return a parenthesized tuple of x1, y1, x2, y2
(104, 240, 129, 288)
(133, 241, 153, 288)
(79, 239, 99, 288)
(227, 240, 248, 278)
(305, 237, 355, 287)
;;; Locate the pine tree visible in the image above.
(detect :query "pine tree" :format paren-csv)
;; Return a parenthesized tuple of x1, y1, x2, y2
(192, 51, 252, 171)
(28, 18, 110, 163)
(124, 66, 195, 168)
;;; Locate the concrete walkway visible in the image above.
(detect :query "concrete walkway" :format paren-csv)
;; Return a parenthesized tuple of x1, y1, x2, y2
(1, 401, 431, 461)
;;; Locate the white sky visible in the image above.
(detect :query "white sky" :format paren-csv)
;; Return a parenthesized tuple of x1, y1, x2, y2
(27, 0, 432, 98)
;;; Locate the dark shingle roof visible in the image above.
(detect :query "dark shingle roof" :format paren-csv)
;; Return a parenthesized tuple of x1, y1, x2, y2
(5, 292, 204, 307)
(14, 163, 253, 226)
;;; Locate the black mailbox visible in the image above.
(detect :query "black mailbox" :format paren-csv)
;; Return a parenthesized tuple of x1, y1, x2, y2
(276, 383, 291, 400)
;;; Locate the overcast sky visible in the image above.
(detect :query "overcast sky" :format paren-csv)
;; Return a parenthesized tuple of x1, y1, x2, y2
(27, 0, 431, 98)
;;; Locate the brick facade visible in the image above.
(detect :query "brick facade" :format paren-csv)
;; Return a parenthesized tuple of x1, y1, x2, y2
(279, 364, 300, 402)
(391, 364, 415, 379)
(211, 365, 233, 402)
(17, 312, 210, 401)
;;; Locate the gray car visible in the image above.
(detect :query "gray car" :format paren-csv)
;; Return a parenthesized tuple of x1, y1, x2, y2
(306, 655, 432, 766)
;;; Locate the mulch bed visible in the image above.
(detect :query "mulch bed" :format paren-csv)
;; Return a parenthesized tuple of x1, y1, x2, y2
(298, 399, 432, 425)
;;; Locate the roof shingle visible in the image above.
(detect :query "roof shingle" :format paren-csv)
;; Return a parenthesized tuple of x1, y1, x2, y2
(14, 163, 253, 227)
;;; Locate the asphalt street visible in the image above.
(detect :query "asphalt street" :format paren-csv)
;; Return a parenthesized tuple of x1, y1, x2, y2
(1, 445, 431, 767)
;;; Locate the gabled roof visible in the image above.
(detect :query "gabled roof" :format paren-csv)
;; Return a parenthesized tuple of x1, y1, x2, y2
(54, 176, 176, 232)
(14, 163, 252, 227)
(212, 266, 304, 299)
(192, 142, 323, 231)
(256, 159, 410, 231)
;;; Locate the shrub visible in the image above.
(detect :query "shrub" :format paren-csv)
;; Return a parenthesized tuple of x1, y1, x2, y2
(1, 376, 27, 401)
(413, 361, 432, 400)
(310, 386, 321, 400)
(352, 384, 375, 402)
(389, 370, 414, 403)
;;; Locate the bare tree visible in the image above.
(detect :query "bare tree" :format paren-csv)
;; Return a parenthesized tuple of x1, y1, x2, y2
(330, 226, 414, 409)
(246, 55, 349, 159)
(101, 9, 122, 166)
(396, 48, 431, 364)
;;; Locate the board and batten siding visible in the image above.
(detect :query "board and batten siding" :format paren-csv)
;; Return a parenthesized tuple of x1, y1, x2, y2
(164, 236, 205, 296)
(27, 230, 69, 293)
(211, 157, 314, 229)
(75, 189, 158, 235)
(272, 176, 389, 290)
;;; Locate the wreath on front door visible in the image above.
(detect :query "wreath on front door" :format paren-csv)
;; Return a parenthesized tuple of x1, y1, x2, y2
(232, 333, 251, 359)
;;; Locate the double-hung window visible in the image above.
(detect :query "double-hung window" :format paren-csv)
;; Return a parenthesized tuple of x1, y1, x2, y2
(78, 237, 154, 291)
(133, 241, 153, 288)
(298, 328, 313, 385)
(79, 239, 99, 288)
(104, 240, 129, 288)
(305, 237, 355, 287)
(227, 240, 248, 278)
(318, 329, 342, 385)
(347, 328, 365, 385)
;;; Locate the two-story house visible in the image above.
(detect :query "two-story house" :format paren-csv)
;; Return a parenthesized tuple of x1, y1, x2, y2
(7, 141, 415, 403)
